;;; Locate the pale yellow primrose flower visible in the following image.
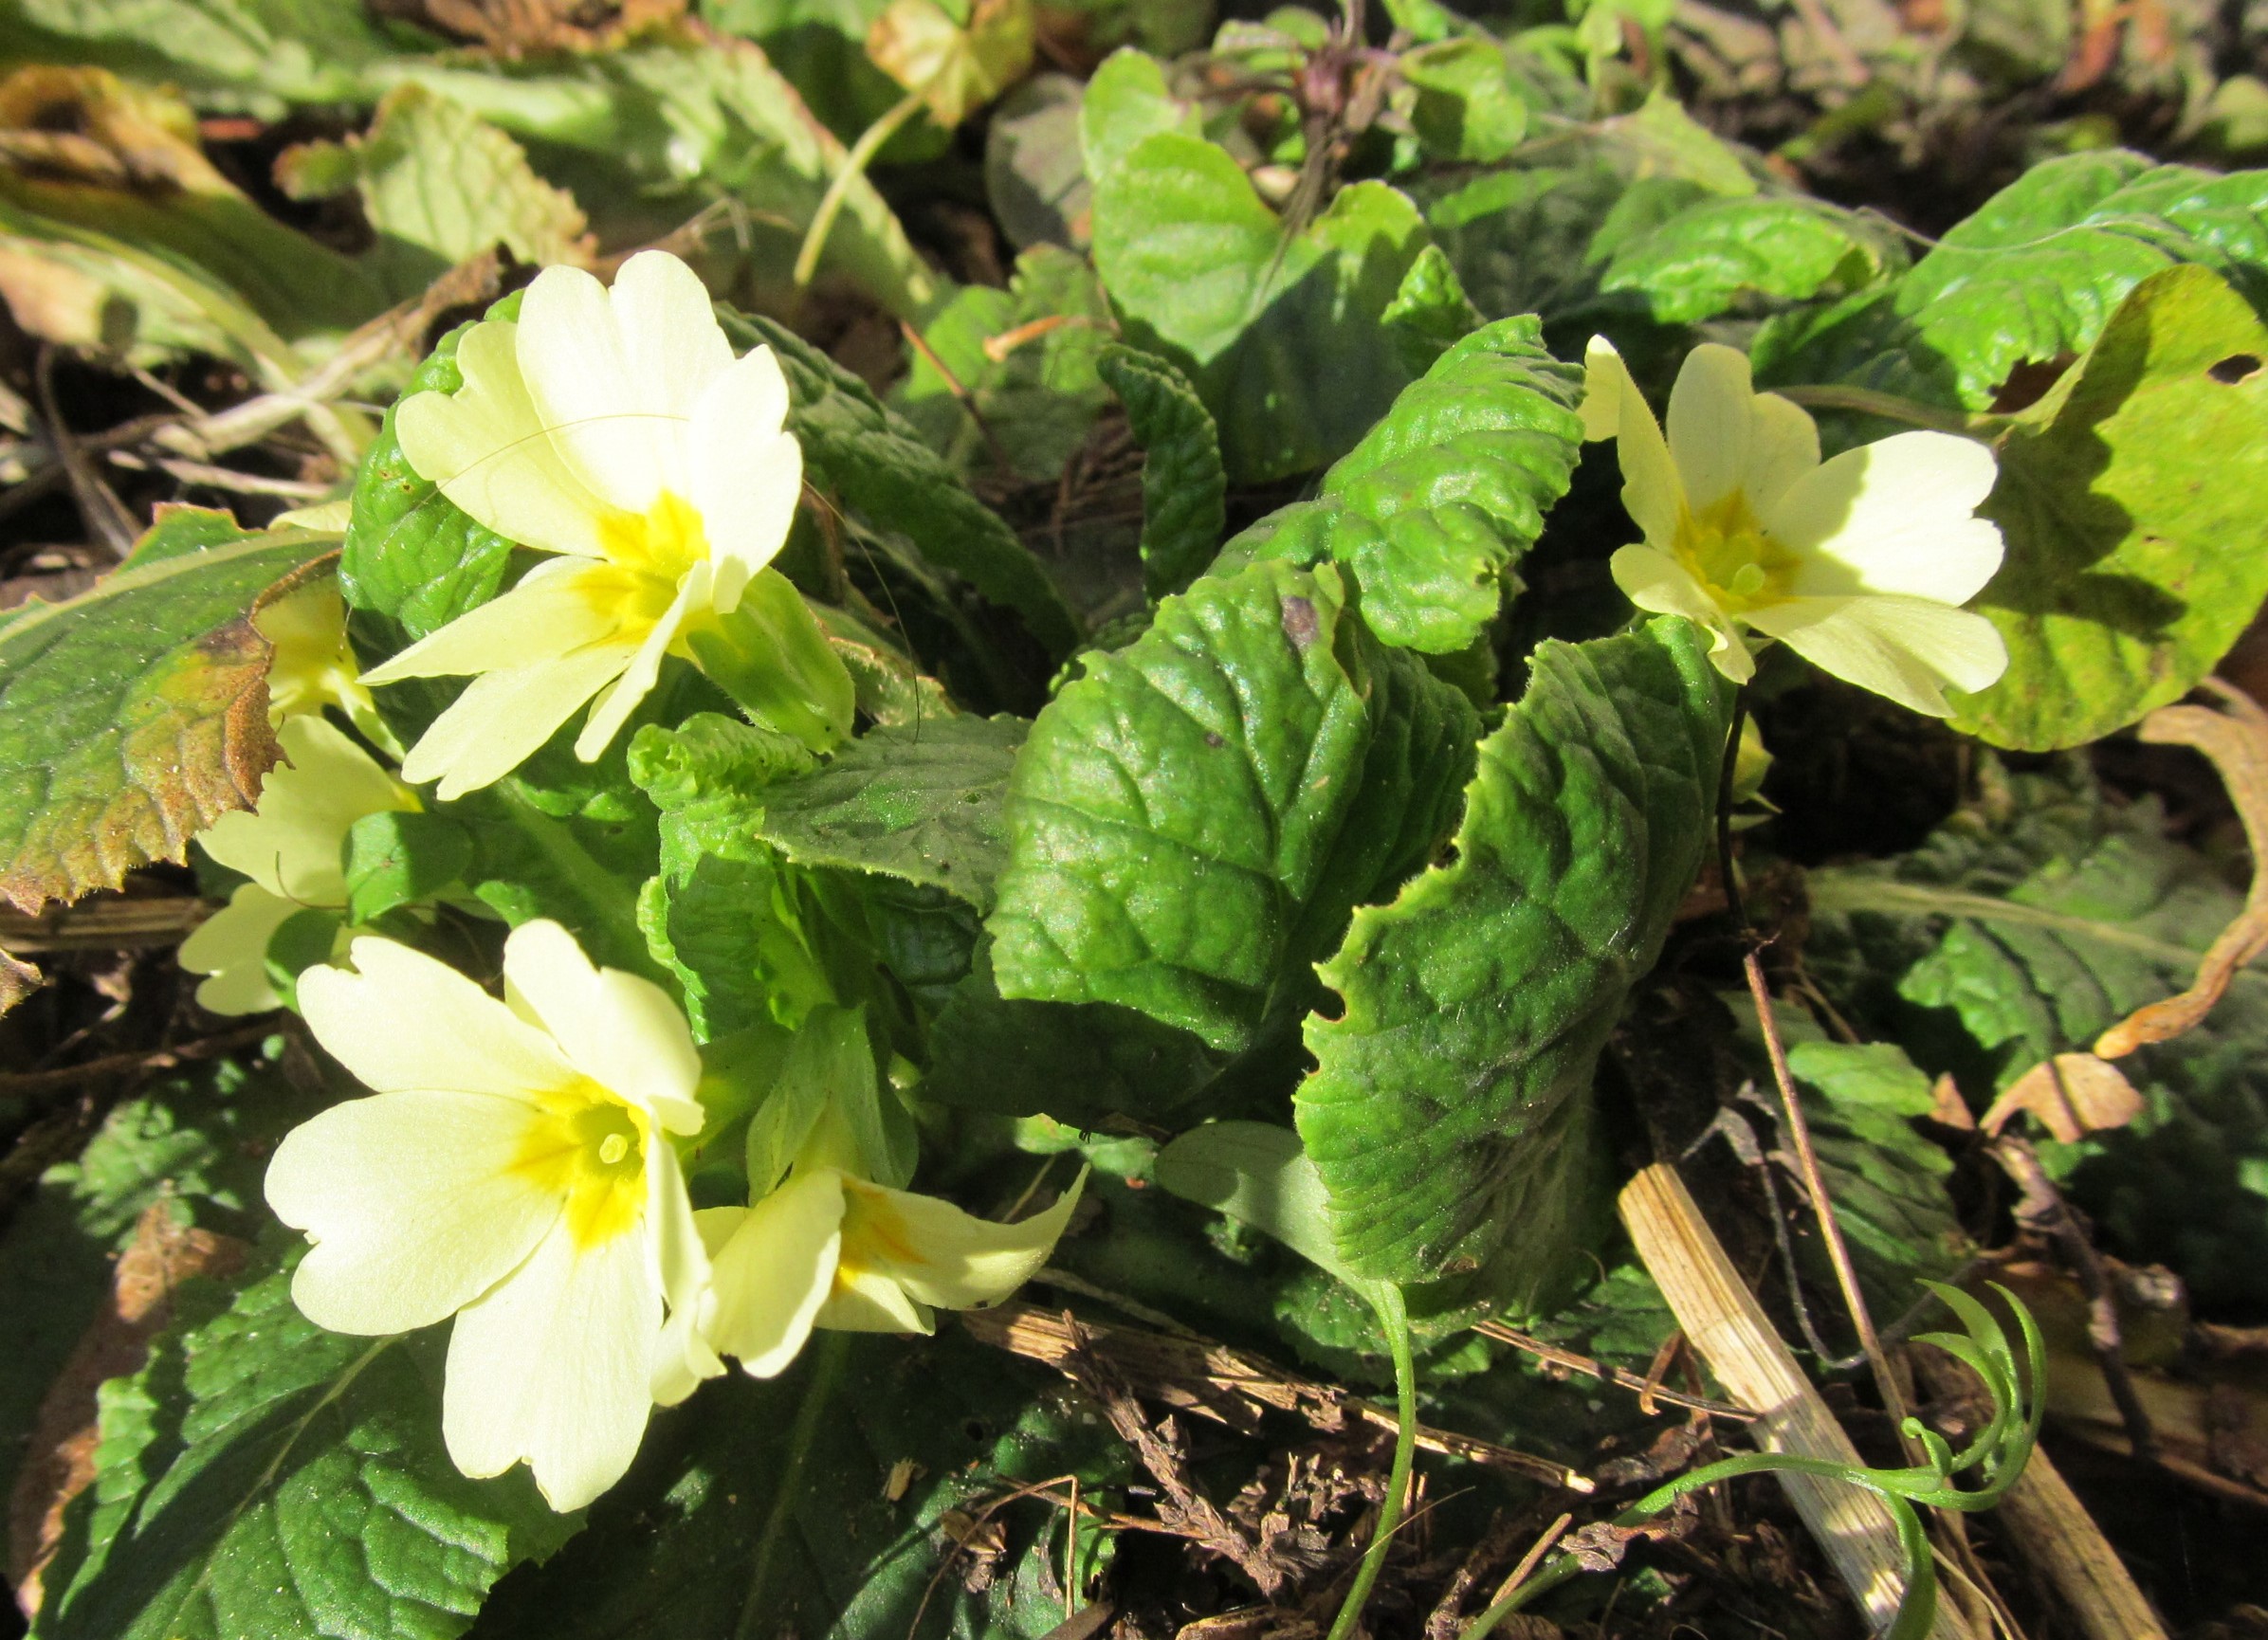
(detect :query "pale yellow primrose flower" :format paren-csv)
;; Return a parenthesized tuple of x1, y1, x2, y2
(266, 920, 709, 1511)
(179, 715, 417, 1014)
(1582, 338, 2009, 717)
(253, 577, 388, 745)
(654, 1160, 1085, 1403)
(363, 249, 804, 799)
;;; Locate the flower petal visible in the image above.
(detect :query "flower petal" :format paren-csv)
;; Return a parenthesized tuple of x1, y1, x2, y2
(1744, 390, 1820, 517)
(1584, 337, 1680, 549)
(649, 1145, 719, 1407)
(573, 562, 708, 765)
(1762, 431, 2004, 604)
(197, 716, 411, 903)
(610, 250, 736, 422)
(298, 935, 576, 1098)
(396, 319, 612, 557)
(179, 883, 296, 1015)
(500, 920, 704, 1127)
(443, 1215, 658, 1510)
(1745, 593, 2010, 716)
(689, 345, 799, 610)
(516, 264, 680, 516)
(836, 1170, 1084, 1313)
(362, 558, 629, 683)
(398, 642, 641, 800)
(1609, 546, 1754, 683)
(1666, 343, 1756, 516)
(267, 1087, 563, 1336)
(704, 1170, 845, 1376)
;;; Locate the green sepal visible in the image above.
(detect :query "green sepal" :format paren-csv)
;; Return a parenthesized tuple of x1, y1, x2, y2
(682, 568, 856, 755)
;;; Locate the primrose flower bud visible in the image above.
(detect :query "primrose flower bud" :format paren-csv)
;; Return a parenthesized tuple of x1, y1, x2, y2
(265, 920, 709, 1510)
(654, 1152, 1084, 1404)
(179, 715, 417, 1014)
(1582, 337, 2009, 718)
(363, 250, 814, 798)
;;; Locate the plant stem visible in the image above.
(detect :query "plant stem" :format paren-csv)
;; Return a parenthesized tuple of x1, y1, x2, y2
(738, 1331, 850, 1639)
(1745, 947, 1915, 1435)
(1773, 384, 1984, 435)
(795, 88, 926, 291)
(1326, 1283, 1418, 1640)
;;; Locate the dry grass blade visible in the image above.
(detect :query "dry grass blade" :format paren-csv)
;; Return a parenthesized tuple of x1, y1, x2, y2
(1619, 1163, 1981, 1640)
(2096, 682, 2268, 1057)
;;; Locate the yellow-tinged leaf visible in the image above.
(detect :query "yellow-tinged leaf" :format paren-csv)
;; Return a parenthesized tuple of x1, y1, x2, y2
(867, 0, 1033, 128)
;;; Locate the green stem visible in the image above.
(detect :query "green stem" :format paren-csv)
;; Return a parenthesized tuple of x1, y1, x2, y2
(1772, 384, 1989, 436)
(795, 88, 926, 291)
(1326, 1283, 1417, 1640)
(738, 1330, 850, 1639)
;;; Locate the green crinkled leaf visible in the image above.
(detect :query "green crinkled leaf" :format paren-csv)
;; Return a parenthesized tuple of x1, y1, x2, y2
(33, 1247, 576, 1640)
(464, 1330, 1123, 1640)
(1096, 343, 1226, 602)
(1090, 130, 1433, 483)
(1948, 266, 2268, 750)
(342, 809, 473, 924)
(1380, 244, 1486, 377)
(1807, 760, 2268, 1308)
(1599, 194, 1905, 325)
(0, 1055, 324, 1506)
(274, 82, 589, 300)
(724, 310, 1084, 658)
(0, 519, 336, 910)
(1781, 1040, 1974, 1310)
(1756, 150, 2268, 410)
(893, 245, 1115, 483)
(988, 559, 1480, 1054)
(1295, 618, 1732, 1290)
(631, 715, 838, 1039)
(749, 716, 1027, 913)
(1225, 317, 1584, 655)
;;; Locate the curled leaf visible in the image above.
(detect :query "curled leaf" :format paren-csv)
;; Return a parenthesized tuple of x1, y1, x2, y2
(1980, 1052, 2146, 1142)
(2095, 685, 2268, 1057)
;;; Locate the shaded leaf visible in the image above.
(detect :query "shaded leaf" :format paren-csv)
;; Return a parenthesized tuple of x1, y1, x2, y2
(32, 1248, 576, 1640)
(1096, 343, 1225, 602)
(1295, 618, 1731, 1292)
(1090, 130, 1433, 482)
(465, 1330, 1122, 1640)
(751, 716, 1027, 913)
(727, 309, 1084, 657)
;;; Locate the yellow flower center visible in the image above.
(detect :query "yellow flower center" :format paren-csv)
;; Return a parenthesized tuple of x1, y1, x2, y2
(1674, 492, 1801, 614)
(598, 491, 708, 583)
(832, 1179, 917, 1298)
(511, 1082, 651, 1249)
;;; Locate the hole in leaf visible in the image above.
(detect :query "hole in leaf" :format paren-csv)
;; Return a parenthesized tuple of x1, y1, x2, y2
(1988, 355, 2076, 414)
(1312, 990, 1346, 1023)
(2209, 354, 2262, 384)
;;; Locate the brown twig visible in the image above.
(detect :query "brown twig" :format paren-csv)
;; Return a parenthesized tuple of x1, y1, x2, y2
(1993, 1136, 2158, 1464)
(0, 1022, 278, 1103)
(33, 346, 138, 557)
(1470, 1320, 1754, 1421)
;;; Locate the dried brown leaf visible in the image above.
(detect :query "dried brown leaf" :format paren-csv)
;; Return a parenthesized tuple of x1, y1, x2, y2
(2096, 686, 2268, 1057)
(1982, 1053, 2146, 1141)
